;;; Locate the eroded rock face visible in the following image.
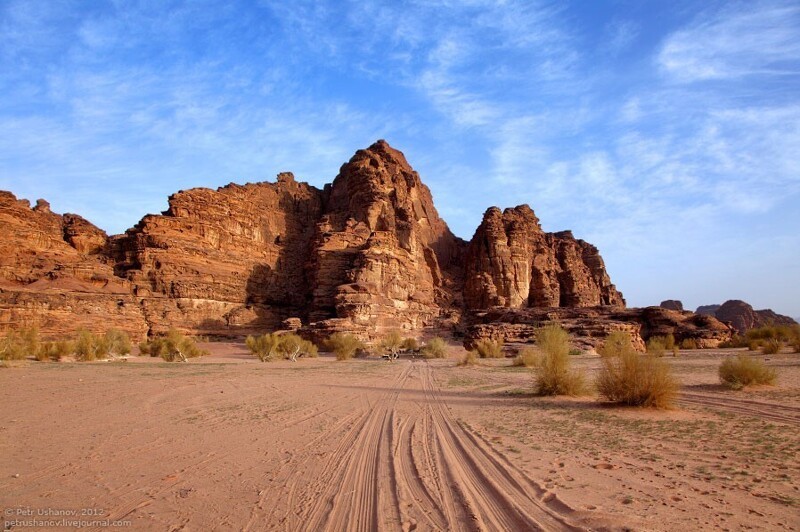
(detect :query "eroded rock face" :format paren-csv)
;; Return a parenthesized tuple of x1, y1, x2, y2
(305, 140, 465, 336)
(464, 206, 624, 309)
(110, 174, 325, 335)
(1, 139, 731, 346)
(0, 192, 148, 339)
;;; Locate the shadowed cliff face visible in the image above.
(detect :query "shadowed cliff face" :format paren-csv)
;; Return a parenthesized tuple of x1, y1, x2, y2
(1, 140, 630, 340)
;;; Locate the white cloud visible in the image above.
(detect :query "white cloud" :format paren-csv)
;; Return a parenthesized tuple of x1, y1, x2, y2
(659, 1, 800, 82)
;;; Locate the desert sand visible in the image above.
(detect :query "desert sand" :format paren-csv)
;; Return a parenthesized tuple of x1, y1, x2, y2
(2, 345, 799, 531)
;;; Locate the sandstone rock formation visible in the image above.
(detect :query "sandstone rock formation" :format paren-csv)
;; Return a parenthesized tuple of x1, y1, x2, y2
(0, 140, 732, 347)
(464, 206, 624, 310)
(463, 306, 731, 352)
(712, 300, 797, 334)
(696, 304, 721, 316)
(660, 300, 684, 311)
(0, 192, 148, 339)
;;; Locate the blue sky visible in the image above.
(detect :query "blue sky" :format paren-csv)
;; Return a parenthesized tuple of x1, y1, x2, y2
(1, 0, 799, 317)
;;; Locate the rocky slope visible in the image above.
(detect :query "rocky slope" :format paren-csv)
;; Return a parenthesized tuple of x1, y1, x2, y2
(1, 140, 730, 347)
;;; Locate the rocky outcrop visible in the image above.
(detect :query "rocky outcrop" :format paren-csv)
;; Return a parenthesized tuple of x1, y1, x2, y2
(463, 306, 732, 352)
(712, 300, 797, 334)
(0, 140, 733, 346)
(0, 192, 148, 339)
(660, 300, 684, 311)
(696, 304, 721, 316)
(110, 173, 325, 336)
(305, 141, 465, 337)
(464, 206, 624, 310)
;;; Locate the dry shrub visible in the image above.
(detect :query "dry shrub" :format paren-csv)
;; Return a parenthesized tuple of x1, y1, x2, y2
(596, 331, 677, 408)
(680, 338, 698, 350)
(141, 329, 207, 362)
(104, 329, 132, 356)
(598, 330, 633, 358)
(277, 333, 318, 361)
(421, 337, 447, 359)
(246, 333, 282, 361)
(719, 354, 777, 389)
(458, 350, 478, 366)
(646, 336, 667, 357)
(533, 324, 586, 396)
(42, 340, 73, 361)
(0, 327, 41, 361)
(401, 337, 419, 351)
(74, 330, 98, 361)
(475, 339, 504, 358)
(761, 339, 780, 355)
(324, 333, 364, 361)
(380, 330, 404, 358)
(512, 347, 537, 367)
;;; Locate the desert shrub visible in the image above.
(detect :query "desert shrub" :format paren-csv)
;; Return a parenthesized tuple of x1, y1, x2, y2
(596, 331, 677, 408)
(74, 330, 98, 361)
(140, 329, 207, 362)
(380, 330, 404, 358)
(401, 337, 419, 351)
(598, 330, 634, 358)
(761, 338, 781, 355)
(719, 354, 777, 389)
(458, 350, 478, 366)
(475, 339, 504, 358)
(568, 348, 582, 356)
(672, 346, 679, 357)
(663, 334, 676, 350)
(324, 333, 364, 361)
(421, 337, 447, 359)
(277, 333, 318, 361)
(41, 340, 73, 361)
(104, 329, 132, 356)
(533, 324, 586, 396)
(646, 336, 667, 357)
(246, 333, 283, 361)
(512, 346, 537, 367)
(680, 338, 697, 350)
(0, 327, 41, 361)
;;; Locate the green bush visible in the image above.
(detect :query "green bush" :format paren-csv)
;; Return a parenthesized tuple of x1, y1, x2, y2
(533, 324, 586, 396)
(475, 339, 504, 358)
(324, 333, 364, 361)
(596, 331, 677, 408)
(512, 347, 537, 367)
(421, 337, 447, 359)
(719, 354, 777, 389)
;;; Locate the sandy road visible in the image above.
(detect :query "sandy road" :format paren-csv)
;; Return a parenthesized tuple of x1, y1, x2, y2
(257, 360, 583, 531)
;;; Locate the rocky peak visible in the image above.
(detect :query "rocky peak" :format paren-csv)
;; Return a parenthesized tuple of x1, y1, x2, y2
(660, 300, 684, 312)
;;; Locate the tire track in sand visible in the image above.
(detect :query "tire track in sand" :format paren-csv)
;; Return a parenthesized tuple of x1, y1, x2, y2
(419, 362, 583, 531)
(679, 392, 800, 425)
